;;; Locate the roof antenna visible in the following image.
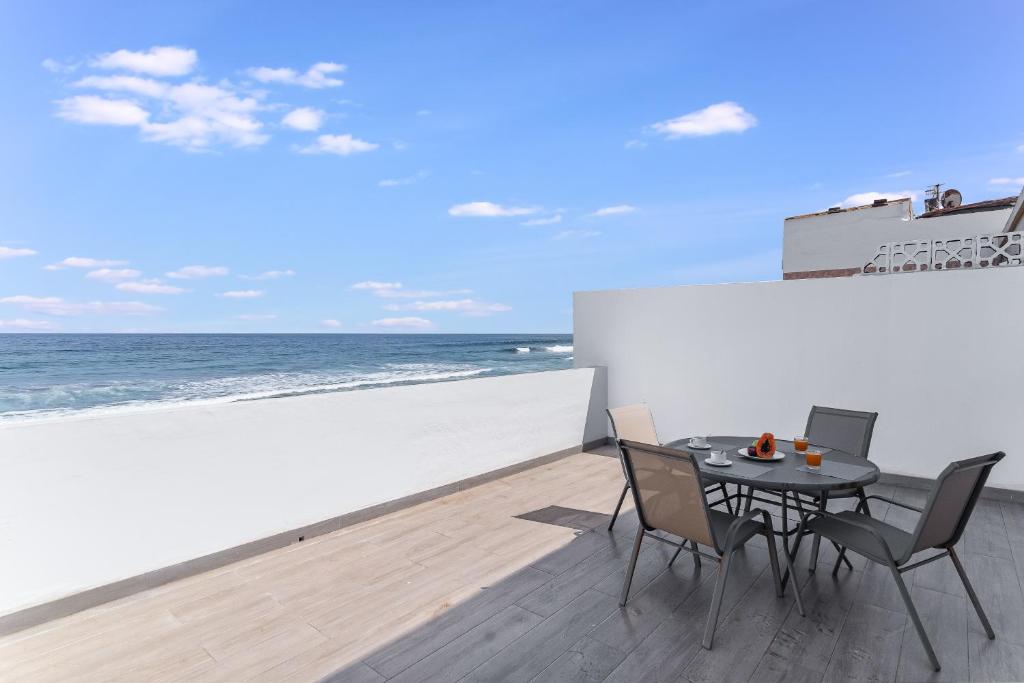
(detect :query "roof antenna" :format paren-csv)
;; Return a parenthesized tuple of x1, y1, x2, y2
(924, 183, 943, 213)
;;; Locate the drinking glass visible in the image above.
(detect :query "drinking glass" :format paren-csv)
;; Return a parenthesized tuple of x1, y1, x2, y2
(805, 450, 822, 470)
(794, 436, 809, 453)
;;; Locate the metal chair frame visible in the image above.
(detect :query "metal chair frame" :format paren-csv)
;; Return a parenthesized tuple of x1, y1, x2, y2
(788, 451, 1004, 672)
(606, 407, 733, 531)
(616, 440, 786, 650)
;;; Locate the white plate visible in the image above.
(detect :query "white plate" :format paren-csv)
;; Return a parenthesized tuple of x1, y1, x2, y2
(737, 447, 786, 462)
(687, 441, 712, 450)
(704, 458, 732, 467)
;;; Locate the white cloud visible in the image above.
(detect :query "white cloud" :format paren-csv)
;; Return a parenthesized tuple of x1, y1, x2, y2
(590, 204, 636, 217)
(350, 281, 471, 299)
(46, 256, 127, 270)
(371, 316, 435, 330)
(839, 190, 917, 208)
(247, 62, 346, 89)
(522, 214, 562, 226)
(0, 295, 161, 316)
(383, 298, 511, 317)
(0, 318, 59, 331)
(989, 177, 1024, 186)
(416, 109, 431, 116)
(91, 46, 197, 76)
(448, 202, 539, 217)
(281, 107, 325, 131)
(0, 246, 37, 259)
(885, 170, 912, 178)
(321, 318, 342, 328)
(378, 170, 427, 187)
(218, 289, 264, 299)
(116, 279, 187, 294)
(624, 139, 647, 150)
(41, 58, 77, 74)
(86, 268, 141, 282)
(649, 101, 757, 139)
(351, 280, 402, 292)
(66, 73, 267, 150)
(553, 230, 601, 240)
(235, 313, 277, 321)
(56, 96, 149, 126)
(167, 265, 229, 279)
(299, 134, 378, 156)
(241, 269, 295, 280)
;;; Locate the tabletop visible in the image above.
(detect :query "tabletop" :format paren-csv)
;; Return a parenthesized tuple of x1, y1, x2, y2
(664, 435, 880, 493)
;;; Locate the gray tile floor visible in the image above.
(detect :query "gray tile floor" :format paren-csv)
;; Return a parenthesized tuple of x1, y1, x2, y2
(323, 482, 1024, 683)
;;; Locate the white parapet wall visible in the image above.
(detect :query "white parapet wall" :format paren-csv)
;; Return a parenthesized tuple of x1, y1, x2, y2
(0, 367, 605, 619)
(574, 266, 1023, 491)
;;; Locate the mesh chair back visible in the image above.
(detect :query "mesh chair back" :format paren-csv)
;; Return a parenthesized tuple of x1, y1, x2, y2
(618, 440, 715, 548)
(607, 404, 659, 444)
(910, 451, 1005, 557)
(805, 406, 878, 459)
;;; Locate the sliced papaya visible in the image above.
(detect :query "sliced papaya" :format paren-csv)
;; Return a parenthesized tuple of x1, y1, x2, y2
(755, 432, 776, 458)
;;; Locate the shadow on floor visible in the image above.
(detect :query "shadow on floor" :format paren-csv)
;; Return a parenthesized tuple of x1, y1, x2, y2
(320, 485, 1024, 683)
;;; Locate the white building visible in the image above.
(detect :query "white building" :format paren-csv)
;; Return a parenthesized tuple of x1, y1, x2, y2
(782, 191, 1022, 279)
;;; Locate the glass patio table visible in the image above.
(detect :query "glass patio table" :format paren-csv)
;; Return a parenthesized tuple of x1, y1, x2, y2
(665, 435, 880, 589)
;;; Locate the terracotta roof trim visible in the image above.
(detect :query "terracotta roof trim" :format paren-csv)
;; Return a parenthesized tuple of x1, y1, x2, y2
(918, 196, 1017, 218)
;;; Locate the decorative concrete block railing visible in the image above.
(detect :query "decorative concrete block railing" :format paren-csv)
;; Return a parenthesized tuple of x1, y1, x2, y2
(862, 233, 1023, 274)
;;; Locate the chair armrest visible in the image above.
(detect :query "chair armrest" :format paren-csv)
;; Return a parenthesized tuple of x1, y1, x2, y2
(722, 508, 772, 551)
(798, 509, 897, 564)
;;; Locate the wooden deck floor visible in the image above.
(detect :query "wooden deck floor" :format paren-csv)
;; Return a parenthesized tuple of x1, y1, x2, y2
(1, 446, 1022, 682)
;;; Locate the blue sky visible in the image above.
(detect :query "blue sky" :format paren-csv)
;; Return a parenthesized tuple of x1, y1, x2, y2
(1, 0, 1022, 333)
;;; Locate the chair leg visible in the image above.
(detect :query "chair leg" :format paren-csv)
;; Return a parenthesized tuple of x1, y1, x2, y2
(743, 486, 754, 513)
(691, 540, 701, 569)
(609, 483, 629, 531)
(764, 527, 783, 598)
(831, 546, 848, 576)
(619, 526, 644, 606)
(949, 547, 995, 639)
(669, 543, 683, 567)
(702, 552, 732, 650)
(857, 488, 872, 517)
(784, 519, 807, 617)
(808, 494, 827, 573)
(889, 562, 941, 672)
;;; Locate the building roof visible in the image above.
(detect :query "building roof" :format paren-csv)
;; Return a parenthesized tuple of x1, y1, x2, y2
(785, 196, 911, 221)
(917, 195, 1017, 219)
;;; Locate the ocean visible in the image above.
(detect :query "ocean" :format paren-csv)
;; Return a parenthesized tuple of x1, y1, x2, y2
(0, 333, 574, 423)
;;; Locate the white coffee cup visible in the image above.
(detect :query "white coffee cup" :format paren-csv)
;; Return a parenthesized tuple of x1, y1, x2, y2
(690, 436, 708, 448)
(710, 449, 727, 464)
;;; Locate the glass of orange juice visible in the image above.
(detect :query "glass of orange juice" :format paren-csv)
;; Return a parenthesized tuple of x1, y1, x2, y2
(794, 436, 809, 453)
(805, 450, 823, 470)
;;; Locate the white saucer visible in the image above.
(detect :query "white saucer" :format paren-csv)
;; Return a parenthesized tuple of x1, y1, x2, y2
(705, 458, 732, 467)
(737, 447, 786, 462)
(688, 441, 712, 450)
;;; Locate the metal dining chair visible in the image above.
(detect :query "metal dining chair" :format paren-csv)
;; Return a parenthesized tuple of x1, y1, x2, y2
(606, 405, 732, 531)
(803, 406, 878, 569)
(789, 451, 1005, 672)
(616, 439, 785, 649)
(742, 406, 879, 571)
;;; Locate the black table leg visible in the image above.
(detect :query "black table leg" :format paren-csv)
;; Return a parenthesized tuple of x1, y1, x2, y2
(808, 490, 828, 573)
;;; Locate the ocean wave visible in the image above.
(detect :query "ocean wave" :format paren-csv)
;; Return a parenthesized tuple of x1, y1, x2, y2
(0, 364, 492, 425)
(514, 347, 530, 353)
(546, 345, 573, 353)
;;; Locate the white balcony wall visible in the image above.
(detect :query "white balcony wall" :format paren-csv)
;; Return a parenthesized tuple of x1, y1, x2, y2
(574, 266, 1023, 491)
(0, 367, 604, 617)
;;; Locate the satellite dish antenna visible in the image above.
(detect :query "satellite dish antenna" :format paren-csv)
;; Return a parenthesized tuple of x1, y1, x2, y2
(941, 189, 962, 209)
